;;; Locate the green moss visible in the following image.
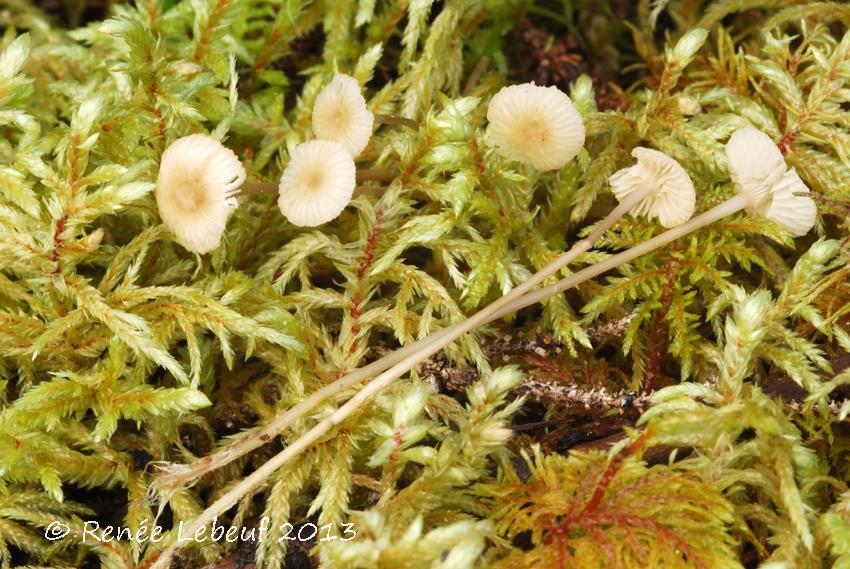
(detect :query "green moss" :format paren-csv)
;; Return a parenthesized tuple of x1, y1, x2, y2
(0, 1, 849, 567)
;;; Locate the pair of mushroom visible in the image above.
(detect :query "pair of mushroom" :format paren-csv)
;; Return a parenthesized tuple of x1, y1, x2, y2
(606, 128, 815, 236)
(156, 74, 373, 254)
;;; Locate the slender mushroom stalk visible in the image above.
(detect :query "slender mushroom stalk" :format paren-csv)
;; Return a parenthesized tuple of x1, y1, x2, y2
(149, 130, 817, 569)
(238, 181, 278, 196)
(152, 185, 651, 496)
(147, 188, 759, 569)
(151, 148, 693, 498)
(149, 151, 697, 567)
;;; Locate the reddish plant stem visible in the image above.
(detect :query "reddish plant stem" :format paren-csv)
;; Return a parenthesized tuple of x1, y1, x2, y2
(143, 37, 167, 150)
(68, 134, 80, 188)
(356, 209, 384, 280)
(582, 429, 652, 515)
(51, 215, 67, 265)
(577, 513, 706, 569)
(542, 514, 569, 569)
(258, 29, 282, 68)
(644, 256, 678, 394)
(778, 128, 798, 155)
(349, 296, 361, 338)
(469, 138, 506, 218)
(346, 208, 385, 350)
(379, 2, 406, 40)
(53, 131, 82, 270)
(145, 0, 157, 28)
(193, 0, 231, 62)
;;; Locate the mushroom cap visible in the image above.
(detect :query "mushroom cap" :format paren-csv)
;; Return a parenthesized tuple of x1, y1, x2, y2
(278, 140, 356, 227)
(609, 147, 696, 228)
(725, 127, 818, 236)
(156, 134, 245, 254)
(726, 127, 786, 209)
(764, 169, 817, 237)
(485, 82, 585, 171)
(312, 74, 374, 158)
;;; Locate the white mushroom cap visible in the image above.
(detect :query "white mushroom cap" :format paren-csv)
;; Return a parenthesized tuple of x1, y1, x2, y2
(726, 127, 818, 236)
(725, 127, 786, 210)
(764, 169, 817, 237)
(278, 140, 356, 227)
(312, 74, 374, 158)
(609, 147, 696, 228)
(485, 82, 585, 171)
(156, 134, 245, 254)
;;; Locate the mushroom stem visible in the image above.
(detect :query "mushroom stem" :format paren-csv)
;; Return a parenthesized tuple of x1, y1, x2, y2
(239, 168, 401, 197)
(463, 55, 490, 96)
(374, 114, 419, 129)
(491, 193, 751, 318)
(295, 193, 746, 423)
(239, 181, 278, 195)
(148, 189, 656, 568)
(149, 192, 754, 569)
(355, 167, 400, 183)
(151, 330, 457, 496)
(353, 185, 386, 199)
(152, 188, 651, 499)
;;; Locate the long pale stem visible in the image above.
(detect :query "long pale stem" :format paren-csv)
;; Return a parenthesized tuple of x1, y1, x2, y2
(152, 193, 754, 569)
(493, 194, 750, 317)
(152, 190, 649, 496)
(354, 167, 400, 183)
(151, 336, 443, 492)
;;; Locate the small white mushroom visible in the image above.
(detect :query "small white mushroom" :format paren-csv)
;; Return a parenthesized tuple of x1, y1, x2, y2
(764, 169, 818, 237)
(726, 127, 817, 236)
(485, 82, 585, 171)
(156, 134, 245, 254)
(277, 140, 356, 227)
(725, 128, 786, 210)
(609, 147, 696, 228)
(312, 74, 374, 158)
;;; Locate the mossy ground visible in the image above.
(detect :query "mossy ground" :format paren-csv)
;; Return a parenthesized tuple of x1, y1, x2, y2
(1, 1, 850, 568)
